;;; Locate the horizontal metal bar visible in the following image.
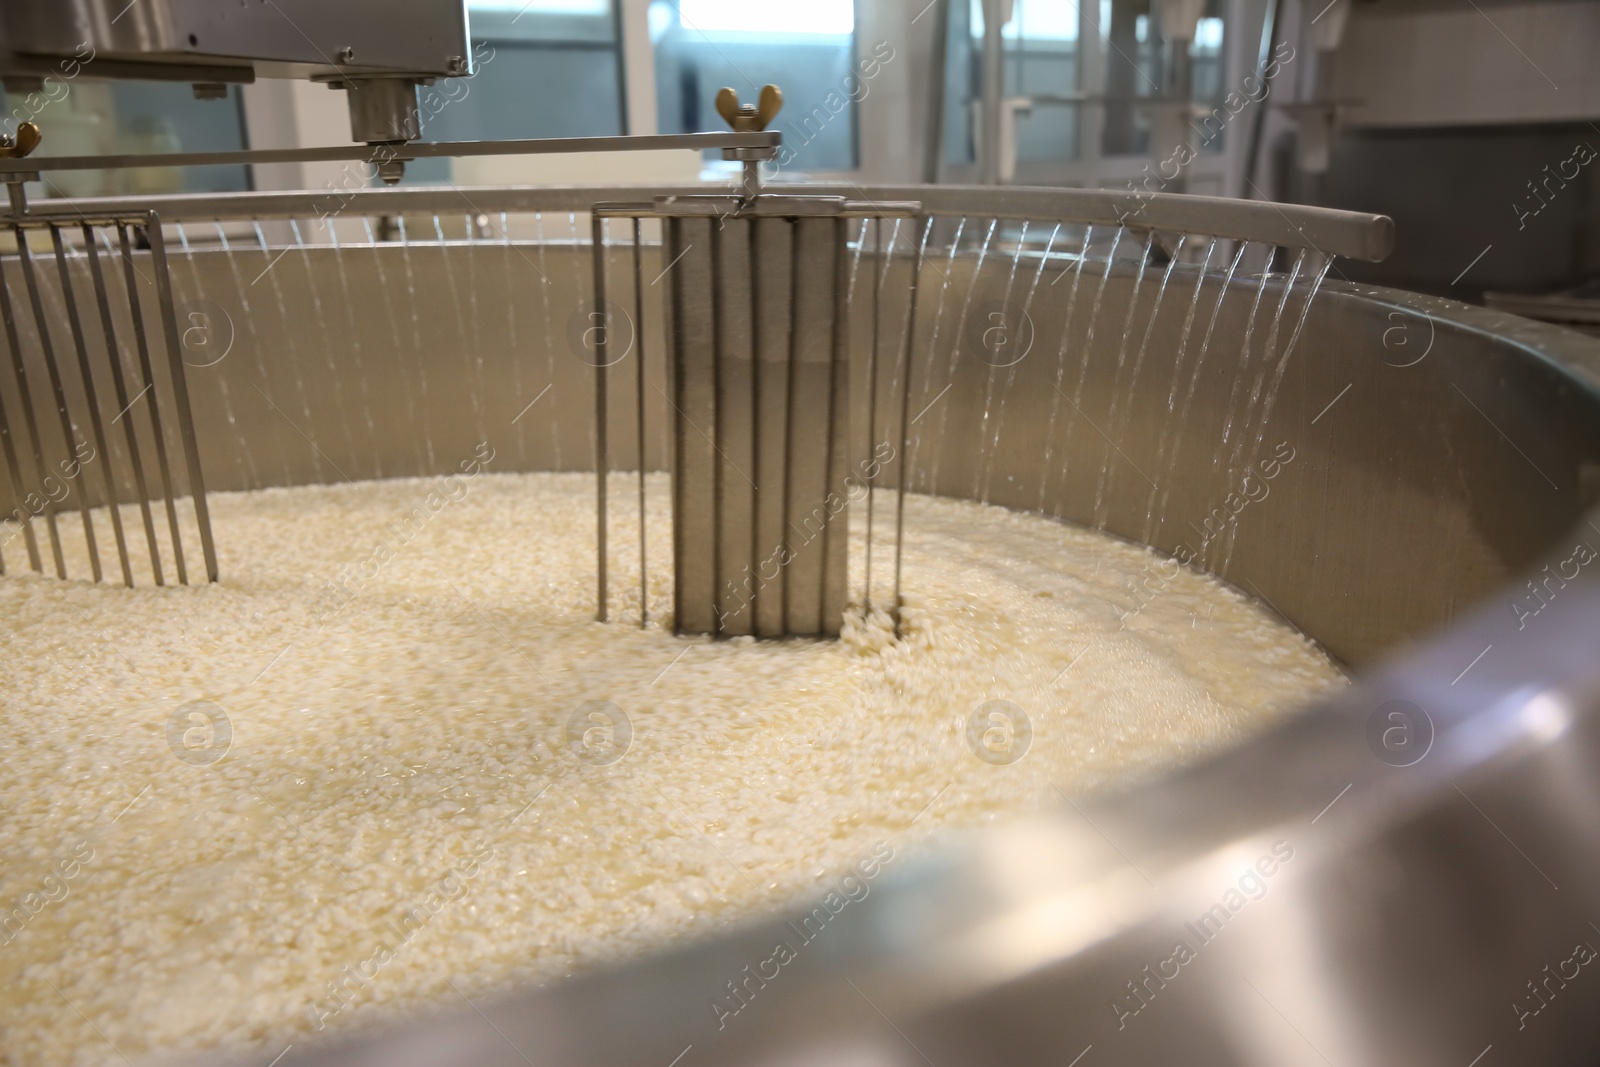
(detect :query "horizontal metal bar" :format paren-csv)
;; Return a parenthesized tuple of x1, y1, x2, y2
(840, 201, 924, 219)
(19, 185, 722, 222)
(5, 213, 161, 229)
(15, 180, 1393, 261)
(799, 183, 1395, 262)
(0, 131, 781, 176)
(592, 196, 924, 221)
(591, 201, 660, 218)
(0, 55, 257, 84)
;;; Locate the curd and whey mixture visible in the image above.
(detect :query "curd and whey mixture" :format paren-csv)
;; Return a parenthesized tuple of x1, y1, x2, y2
(0, 472, 1342, 1064)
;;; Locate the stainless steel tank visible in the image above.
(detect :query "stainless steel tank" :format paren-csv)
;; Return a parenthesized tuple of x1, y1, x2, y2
(5, 182, 1600, 1066)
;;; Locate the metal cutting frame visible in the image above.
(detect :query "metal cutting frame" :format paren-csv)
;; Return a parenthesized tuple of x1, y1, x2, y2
(589, 193, 924, 638)
(0, 211, 216, 585)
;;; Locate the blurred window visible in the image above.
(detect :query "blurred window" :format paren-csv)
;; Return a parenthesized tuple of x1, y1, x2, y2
(948, 0, 1084, 166)
(650, 0, 859, 172)
(969, 0, 1079, 40)
(1101, 0, 1227, 157)
(945, 0, 1227, 166)
(3, 81, 249, 198)
(402, 0, 626, 183)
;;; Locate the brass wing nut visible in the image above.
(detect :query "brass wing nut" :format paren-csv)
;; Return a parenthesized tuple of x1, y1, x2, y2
(715, 85, 783, 132)
(715, 86, 782, 163)
(0, 121, 42, 159)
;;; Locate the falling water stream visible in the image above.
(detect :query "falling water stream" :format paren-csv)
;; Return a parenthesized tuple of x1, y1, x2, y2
(1245, 257, 1334, 469)
(1051, 226, 1125, 518)
(847, 217, 870, 308)
(968, 218, 1027, 503)
(1091, 234, 1190, 524)
(1135, 238, 1224, 544)
(360, 217, 428, 474)
(394, 216, 439, 470)
(884, 219, 929, 425)
(926, 217, 996, 491)
(431, 214, 484, 443)
(1217, 255, 1333, 574)
(325, 223, 382, 479)
(252, 221, 326, 481)
(498, 211, 526, 467)
(534, 211, 560, 469)
(1035, 225, 1095, 514)
(1229, 254, 1321, 472)
(1148, 240, 1251, 540)
(976, 220, 1060, 504)
(459, 213, 490, 446)
(172, 224, 256, 489)
(212, 222, 287, 486)
(1082, 234, 1154, 527)
(1214, 249, 1304, 474)
(904, 217, 966, 496)
(290, 219, 360, 475)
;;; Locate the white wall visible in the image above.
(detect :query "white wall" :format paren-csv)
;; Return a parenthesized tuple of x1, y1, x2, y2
(241, 79, 356, 190)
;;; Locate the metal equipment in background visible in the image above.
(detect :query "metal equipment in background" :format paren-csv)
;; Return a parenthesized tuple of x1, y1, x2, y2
(965, 0, 1223, 193)
(1276, 0, 1599, 298)
(1484, 281, 1600, 339)
(0, 0, 473, 154)
(1137, 0, 1207, 196)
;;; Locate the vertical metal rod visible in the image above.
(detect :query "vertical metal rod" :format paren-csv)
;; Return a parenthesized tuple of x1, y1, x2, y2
(746, 216, 761, 631)
(0, 247, 51, 573)
(780, 218, 800, 627)
(818, 215, 850, 634)
(894, 216, 931, 637)
(83, 224, 163, 585)
(1240, 0, 1285, 201)
(664, 217, 685, 633)
(864, 216, 884, 613)
(708, 219, 722, 634)
(145, 213, 218, 583)
(979, 0, 1006, 184)
(632, 217, 647, 628)
(16, 224, 100, 581)
(922, 0, 952, 184)
(591, 213, 609, 622)
(118, 222, 185, 585)
(0, 359, 22, 572)
(51, 225, 132, 586)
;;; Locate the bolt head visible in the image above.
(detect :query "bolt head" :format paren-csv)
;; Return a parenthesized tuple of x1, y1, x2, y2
(375, 159, 406, 185)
